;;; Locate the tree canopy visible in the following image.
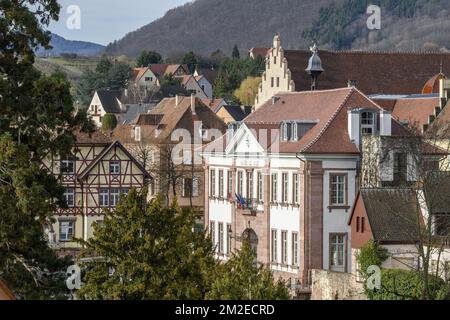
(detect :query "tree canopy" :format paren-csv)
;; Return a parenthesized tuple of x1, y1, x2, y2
(78, 190, 217, 300)
(0, 0, 93, 299)
(136, 50, 162, 67)
(76, 56, 132, 107)
(206, 241, 290, 300)
(234, 76, 262, 106)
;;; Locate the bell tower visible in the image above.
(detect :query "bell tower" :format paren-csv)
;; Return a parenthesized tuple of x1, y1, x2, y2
(305, 43, 324, 91)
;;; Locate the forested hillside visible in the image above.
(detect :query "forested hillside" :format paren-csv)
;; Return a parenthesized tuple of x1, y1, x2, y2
(105, 0, 450, 58)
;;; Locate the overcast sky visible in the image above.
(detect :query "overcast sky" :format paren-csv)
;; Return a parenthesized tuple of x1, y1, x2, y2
(48, 0, 191, 45)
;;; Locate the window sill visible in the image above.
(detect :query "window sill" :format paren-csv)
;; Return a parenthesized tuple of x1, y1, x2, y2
(328, 205, 350, 212)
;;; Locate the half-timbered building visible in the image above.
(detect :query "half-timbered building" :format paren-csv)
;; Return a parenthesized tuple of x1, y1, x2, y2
(43, 131, 152, 254)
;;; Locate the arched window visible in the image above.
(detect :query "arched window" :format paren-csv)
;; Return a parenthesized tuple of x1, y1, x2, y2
(361, 111, 375, 135)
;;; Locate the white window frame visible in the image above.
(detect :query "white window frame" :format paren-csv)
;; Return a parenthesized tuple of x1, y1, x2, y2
(110, 188, 120, 207)
(110, 161, 120, 175)
(64, 188, 75, 208)
(99, 188, 109, 207)
(59, 220, 74, 242)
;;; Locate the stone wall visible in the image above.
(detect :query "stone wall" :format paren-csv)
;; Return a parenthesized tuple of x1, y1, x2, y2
(310, 269, 366, 300)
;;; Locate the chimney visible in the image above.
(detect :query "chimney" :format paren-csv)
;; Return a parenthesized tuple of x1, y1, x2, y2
(347, 80, 357, 88)
(380, 110, 392, 136)
(191, 93, 196, 115)
(175, 94, 179, 107)
(348, 109, 360, 147)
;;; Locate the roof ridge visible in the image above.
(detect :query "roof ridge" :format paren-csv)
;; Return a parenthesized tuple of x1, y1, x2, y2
(285, 49, 450, 55)
(300, 88, 355, 153)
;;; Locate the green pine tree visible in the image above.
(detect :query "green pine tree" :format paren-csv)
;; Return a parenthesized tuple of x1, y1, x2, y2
(77, 189, 217, 300)
(136, 50, 162, 67)
(101, 114, 118, 132)
(232, 45, 240, 59)
(206, 241, 291, 300)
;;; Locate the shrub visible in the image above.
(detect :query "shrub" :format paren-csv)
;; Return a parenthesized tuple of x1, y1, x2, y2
(101, 113, 117, 131)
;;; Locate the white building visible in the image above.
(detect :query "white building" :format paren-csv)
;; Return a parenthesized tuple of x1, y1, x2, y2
(202, 87, 410, 289)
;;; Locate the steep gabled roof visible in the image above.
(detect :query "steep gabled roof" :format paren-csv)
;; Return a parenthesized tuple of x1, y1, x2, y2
(78, 140, 151, 181)
(358, 188, 421, 243)
(132, 67, 151, 82)
(284, 50, 450, 95)
(148, 64, 189, 77)
(96, 90, 122, 113)
(202, 98, 226, 112)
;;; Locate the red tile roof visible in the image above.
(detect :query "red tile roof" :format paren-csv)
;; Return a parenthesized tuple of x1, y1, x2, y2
(204, 87, 429, 155)
(249, 47, 270, 58)
(132, 67, 149, 82)
(73, 130, 111, 145)
(202, 98, 225, 112)
(284, 50, 450, 95)
(148, 64, 189, 77)
(391, 97, 440, 131)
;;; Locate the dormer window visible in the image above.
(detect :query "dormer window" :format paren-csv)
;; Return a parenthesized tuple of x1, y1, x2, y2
(282, 122, 289, 141)
(361, 111, 375, 135)
(281, 121, 316, 142)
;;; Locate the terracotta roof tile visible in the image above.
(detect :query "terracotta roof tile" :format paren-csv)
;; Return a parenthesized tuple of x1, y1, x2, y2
(284, 50, 450, 94)
(74, 130, 111, 145)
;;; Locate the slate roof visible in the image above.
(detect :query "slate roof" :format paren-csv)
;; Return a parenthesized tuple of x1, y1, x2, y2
(359, 188, 421, 243)
(283, 50, 450, 95)
(121, 103, 156, 125)
(220, 105, 252, 122)
(96, 90, 122, 113)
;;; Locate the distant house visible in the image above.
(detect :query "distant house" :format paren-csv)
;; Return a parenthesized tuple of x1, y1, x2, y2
(249, 47, 270, 59)
(0, 279, 15, 300)
(132, 67, 159, 92)
(87, 90, 155, 127)
(215, 105, 252, 124)
(148, 64, 189, 78)
(87, 90, 124, 127)
(178, 75, 209, 99)
(194, 69, 213, 99)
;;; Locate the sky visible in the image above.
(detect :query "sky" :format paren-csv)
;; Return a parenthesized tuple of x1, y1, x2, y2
(48, 0, 191, 45)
